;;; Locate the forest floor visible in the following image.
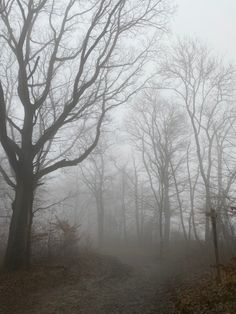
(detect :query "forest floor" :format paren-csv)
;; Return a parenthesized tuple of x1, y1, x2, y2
(0, 246, 235, 314)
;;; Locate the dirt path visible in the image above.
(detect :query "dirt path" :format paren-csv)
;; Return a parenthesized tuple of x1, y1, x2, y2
(0, 251, 179, 314)
(29, 270, 163, 313)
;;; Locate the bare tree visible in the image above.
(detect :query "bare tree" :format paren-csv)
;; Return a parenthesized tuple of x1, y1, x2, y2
(213, 114, 236, 245)
(161, 38, 236, 283)
(80, 140, 111, 247)
(0, 0, 171, 270)
(127, 92, 186, 255)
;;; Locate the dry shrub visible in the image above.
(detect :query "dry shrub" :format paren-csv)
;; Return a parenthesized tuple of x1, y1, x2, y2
(173, 257, 236, 314)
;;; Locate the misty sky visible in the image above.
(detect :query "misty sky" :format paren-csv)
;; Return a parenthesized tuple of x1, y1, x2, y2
(174, 0, 236, 61)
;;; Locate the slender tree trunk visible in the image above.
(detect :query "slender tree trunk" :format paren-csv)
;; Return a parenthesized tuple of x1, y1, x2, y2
(170, 162, 187, 240)
(4, 177, 34, 271)
(134, 181, 140, 242)
(163, 179, 170, 249)
(121, 170, 128, 243)
(96, 193, 104, 247)
(122, 201, 127, 243)
(186, 147, 200, 242)
(191, 211, 200, 242)
(217, 144, 234, 245)
(188, 212, 192, 240)
(164, 208, 170, 247)
(132, 159, 141, 243)
(211, 208, 222, 284)
(205, 195, 211, 243)
(140, 184, 145, 243)
(158, 207, 164, 257)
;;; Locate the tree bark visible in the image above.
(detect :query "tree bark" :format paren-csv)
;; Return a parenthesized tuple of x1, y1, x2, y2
(4, 177, 34, 271)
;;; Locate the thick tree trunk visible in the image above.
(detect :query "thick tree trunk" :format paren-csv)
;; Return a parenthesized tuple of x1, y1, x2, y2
(4, 179, 34, 271)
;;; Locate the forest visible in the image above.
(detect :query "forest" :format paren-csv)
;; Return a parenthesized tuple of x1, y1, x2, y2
(0, 0, 236, 313)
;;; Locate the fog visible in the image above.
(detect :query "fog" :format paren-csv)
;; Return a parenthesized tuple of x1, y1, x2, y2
(175, 0, 236, 60)
(0, 1, 236, 313)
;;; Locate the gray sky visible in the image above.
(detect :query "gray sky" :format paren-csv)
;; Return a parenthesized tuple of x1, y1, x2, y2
(173, 0, 236, 61)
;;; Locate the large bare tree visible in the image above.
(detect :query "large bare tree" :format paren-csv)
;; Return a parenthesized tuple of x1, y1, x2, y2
(0, 0, 171, 270)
